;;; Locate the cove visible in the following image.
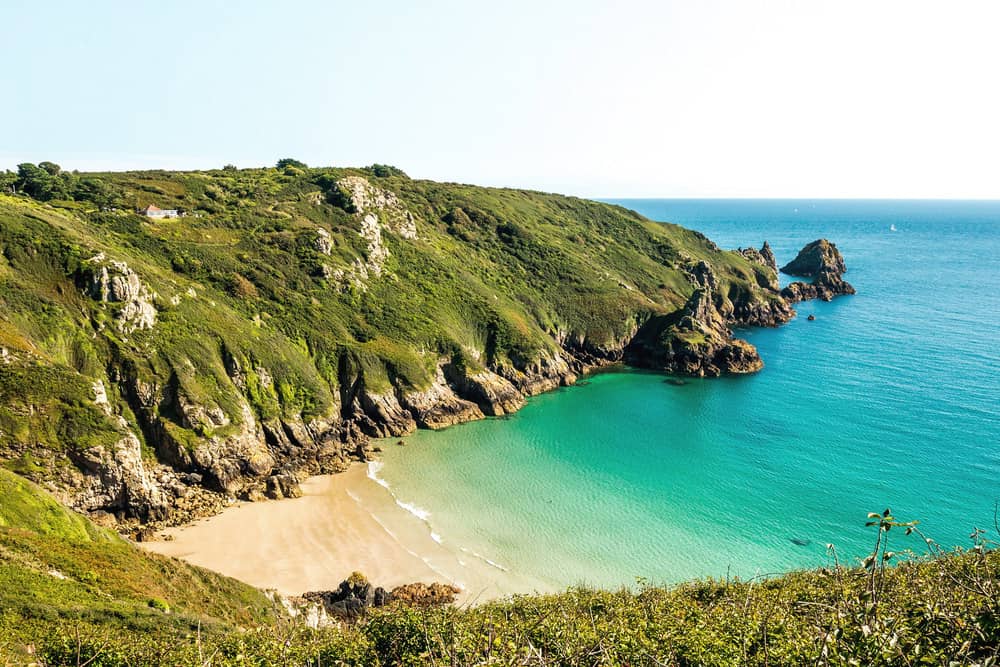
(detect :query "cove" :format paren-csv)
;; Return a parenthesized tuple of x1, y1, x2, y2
(373, 199, 1000, 592)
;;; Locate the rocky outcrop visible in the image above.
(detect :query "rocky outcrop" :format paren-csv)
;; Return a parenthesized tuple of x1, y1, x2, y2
(388, 582, 462, 606)
(315, 227, 333, 255)
(325, 177, 420, 291)
(85, 254, 157, 333)
(780, 239, 846, 277)
(333, 176, 418, 240)
(739, 241, 780, 290)
(302, 575, 391, 620)
(400, 365, 485, 429)
(302, 574, 459, 620)
(780, 239, 856, 302)
(625, 261, 765, 376)
(70, 431, 170, 522)
(446, 367, 526, 416)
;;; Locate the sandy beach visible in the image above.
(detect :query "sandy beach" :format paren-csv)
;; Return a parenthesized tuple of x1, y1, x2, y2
(141, 463, 550, 605)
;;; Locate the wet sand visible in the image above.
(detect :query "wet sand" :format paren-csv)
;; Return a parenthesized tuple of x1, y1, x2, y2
(141, 464, 551, 605)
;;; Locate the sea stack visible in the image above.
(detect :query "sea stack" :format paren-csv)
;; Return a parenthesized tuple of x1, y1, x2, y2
(780, 239, 856, 302)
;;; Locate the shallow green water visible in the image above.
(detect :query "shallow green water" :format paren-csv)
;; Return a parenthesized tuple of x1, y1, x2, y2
(375, 200, 1000, 590)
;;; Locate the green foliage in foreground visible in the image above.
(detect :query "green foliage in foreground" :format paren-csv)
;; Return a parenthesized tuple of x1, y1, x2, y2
(1, 469, 999, 665)
(4, 549, 999, 666)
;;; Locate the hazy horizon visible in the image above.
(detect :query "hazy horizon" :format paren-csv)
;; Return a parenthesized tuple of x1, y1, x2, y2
(3, 0, 998, 199)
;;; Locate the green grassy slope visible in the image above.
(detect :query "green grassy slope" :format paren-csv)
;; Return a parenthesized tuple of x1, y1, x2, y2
(0, 469, 279, 663)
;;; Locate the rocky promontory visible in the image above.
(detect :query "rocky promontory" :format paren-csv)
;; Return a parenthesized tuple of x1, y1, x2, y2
(625, 261, 770, 376)
(780, 239, 856, 302)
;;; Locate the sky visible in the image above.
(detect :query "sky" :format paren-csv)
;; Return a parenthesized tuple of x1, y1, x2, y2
(2, 0, 999, 198)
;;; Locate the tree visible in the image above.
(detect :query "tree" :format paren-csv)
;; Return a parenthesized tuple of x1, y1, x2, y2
(222, 164, 238, 172)
(38, 161, 62, 176)
(17, 163, 53, 199)
(367, 164, 408, 178)
(74, 177, 122, 210)
(275, 158, 307, 170)
(16, 162, 72, 201)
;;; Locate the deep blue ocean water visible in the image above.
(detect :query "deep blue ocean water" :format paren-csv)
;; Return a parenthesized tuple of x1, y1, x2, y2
(377, 199, 1000, 591)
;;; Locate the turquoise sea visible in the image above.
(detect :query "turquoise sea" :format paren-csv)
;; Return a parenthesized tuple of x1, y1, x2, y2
(376, 199, 1000, 590)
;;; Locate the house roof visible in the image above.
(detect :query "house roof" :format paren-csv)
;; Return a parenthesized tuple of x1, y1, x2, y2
(142, 205, 163, 213)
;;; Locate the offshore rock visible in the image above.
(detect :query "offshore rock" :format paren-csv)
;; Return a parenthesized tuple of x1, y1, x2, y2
(780, 239, 847, 277)
(780, 239, 856, 302)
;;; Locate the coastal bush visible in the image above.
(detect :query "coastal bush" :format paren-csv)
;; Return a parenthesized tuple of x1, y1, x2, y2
(5, 543, 998, 665)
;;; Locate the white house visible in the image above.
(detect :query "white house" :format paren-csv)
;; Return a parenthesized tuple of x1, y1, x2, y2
(139, 204, 179, 219)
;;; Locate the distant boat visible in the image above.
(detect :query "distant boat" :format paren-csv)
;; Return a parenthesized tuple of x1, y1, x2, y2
(890, 224, 897, 232)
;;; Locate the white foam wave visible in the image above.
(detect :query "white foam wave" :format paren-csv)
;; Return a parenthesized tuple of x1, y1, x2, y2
(460, 547, 509, 572)
(395, 499, 432, 522)
(366, 461, 391, 489)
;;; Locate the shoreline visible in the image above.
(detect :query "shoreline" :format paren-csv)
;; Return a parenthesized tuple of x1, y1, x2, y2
(140, 462, 553, 605)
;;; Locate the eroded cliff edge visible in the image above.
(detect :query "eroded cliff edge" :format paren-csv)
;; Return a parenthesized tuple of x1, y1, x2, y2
(0, 166, 853, 529)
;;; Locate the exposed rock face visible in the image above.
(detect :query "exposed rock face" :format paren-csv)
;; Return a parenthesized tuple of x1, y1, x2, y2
(446, 367, 526, 416)
(333, 176, 418, 240)
(780, 239, 856, 302)
(325, 177, 419, 291)
(70, 431, 170, 522)
(85, 254, 157, 333)
(400, 365, 485, 429)
(739, 241, 780, 290)
(315, 227, 333, 255)
(625, 261, 765, 376)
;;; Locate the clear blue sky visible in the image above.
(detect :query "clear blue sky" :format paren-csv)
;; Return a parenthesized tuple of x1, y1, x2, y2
(3, 1, 998, 198)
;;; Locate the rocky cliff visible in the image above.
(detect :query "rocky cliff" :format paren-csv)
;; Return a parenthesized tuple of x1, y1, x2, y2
(0, 165, 853, 530)
(626, 261, 770, 376)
